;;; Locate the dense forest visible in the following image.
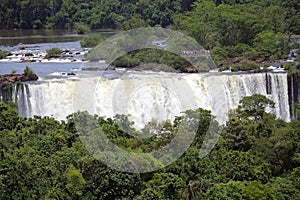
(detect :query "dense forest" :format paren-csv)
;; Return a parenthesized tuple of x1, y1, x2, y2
(0, 0, 195, 29)
(1, 94, 300, 199)
(0, 0, 299, 33)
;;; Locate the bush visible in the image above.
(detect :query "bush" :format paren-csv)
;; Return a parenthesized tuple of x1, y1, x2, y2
(0, 49, 10, 59)
(45, 48, 63, 59)
(231, 59, 259, 72)
(24, 66, 35, 76)
(227, 43, 254, 58)
(80, 35, 105, 48)
(283, 62, 295, 70)
(74, 22, 90, 34)
(112, 49, 191, 72)
(123, 14, 147, 30)
(212, 46, 228, 65)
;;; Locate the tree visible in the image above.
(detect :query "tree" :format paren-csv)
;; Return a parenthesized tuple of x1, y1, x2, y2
(238, 94, 275, 122)
(0, 102, 19, 131)
(123, 14, 148, 30)
(23, 66, 35, 76)
(267, 177, 300, 200)
(140, 172, 185, 199)
(181, 180, 205, 200)
(80, 34, 104, 48)
(243, 181, 276, 200)
(202, 181, 244, 200)
(253, 31, 289, 60)
(64, 166, 86, 198)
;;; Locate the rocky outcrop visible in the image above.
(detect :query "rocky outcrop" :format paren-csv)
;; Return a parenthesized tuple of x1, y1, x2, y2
(0, 73, 38, 83)
(181, 67, 199, 73)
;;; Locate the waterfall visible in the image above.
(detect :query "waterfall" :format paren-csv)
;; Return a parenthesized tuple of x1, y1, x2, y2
(3, 72, 291, 127)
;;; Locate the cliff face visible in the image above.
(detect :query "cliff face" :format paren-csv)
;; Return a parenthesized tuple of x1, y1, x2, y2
(288, 73, 300, 120)
(0, 73, 38, 83)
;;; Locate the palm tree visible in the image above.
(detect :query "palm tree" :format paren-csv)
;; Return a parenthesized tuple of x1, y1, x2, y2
(181, 181, 201, 200)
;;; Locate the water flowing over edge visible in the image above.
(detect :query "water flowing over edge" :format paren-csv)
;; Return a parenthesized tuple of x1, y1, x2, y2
(7, 72, 290, 128)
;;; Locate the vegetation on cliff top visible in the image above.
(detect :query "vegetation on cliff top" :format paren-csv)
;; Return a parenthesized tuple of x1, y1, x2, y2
(0, 49, 11, 59)
(0, 66, 38, 84)
(45, 48, 63, 59)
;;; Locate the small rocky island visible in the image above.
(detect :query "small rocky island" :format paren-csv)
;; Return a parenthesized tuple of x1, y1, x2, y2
(0, 67, 38, 83)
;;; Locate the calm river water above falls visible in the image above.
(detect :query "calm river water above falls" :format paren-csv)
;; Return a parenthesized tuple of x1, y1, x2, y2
(0, 29, 117, 77)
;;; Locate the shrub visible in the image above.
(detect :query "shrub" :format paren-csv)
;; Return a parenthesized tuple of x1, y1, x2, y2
(74, 22, 90, 34)
(80, 35, 104, 48)
(0, 49, 10, 59)
(45, 48, 63, 59)
(24, 66, 34, 76)
(227, 43, 254, 58)
(212, 46, 228, 65)
(123, 14, 147, 30)
(283, 62, 295, 70)
(231, 59, 259, 72)
(112, 49, 191, 72)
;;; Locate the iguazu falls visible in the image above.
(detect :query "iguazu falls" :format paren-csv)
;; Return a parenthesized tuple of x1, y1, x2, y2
(1, 1, 300, 199)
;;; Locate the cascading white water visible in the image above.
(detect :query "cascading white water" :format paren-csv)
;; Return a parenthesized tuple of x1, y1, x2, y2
(15, 72, 290, 127)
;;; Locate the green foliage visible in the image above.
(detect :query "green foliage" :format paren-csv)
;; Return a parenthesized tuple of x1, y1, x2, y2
(23, 66, 34, 76)
(296, 55, 300, 62)
(0, 83, 16, 104)
(0, 0, 196, 29)
(238, 94, 275, 121)
(140, 173, 185, 199)
(253, 31, 289, 60)
(242, 181, 276, 200)
(173, 0, 295, 68)
(0, 49, 10, 59)
(0, 102, 19, 131)
(231, 59, 260, 72)
(202, 181, 245, 200)
(123, 14, 148, 30)
(74, 22, 90, 34)
(0, 94, 300, 199)
(45, 48, 63, 58)
(64, 166, 86, 197)
(80, 34, 105, 48)
(112, 48, 191, 72)
(211, 46, 228, 65)
(267, 177, 300, 200)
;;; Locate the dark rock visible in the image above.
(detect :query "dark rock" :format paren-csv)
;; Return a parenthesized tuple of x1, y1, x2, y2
(182, 67, 199, 73)
(0, 73, 38, 83)
(19, 44, 26, 50)
(24, 53, 34, 57)
(20, 60, 36, 63)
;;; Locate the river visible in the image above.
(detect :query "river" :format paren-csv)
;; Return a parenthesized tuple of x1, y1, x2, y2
(0, 29, 117, 76)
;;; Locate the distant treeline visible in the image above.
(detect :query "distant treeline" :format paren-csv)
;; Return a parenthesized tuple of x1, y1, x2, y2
(1, 0, 299, 34)
(0, 0, 195, 29)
